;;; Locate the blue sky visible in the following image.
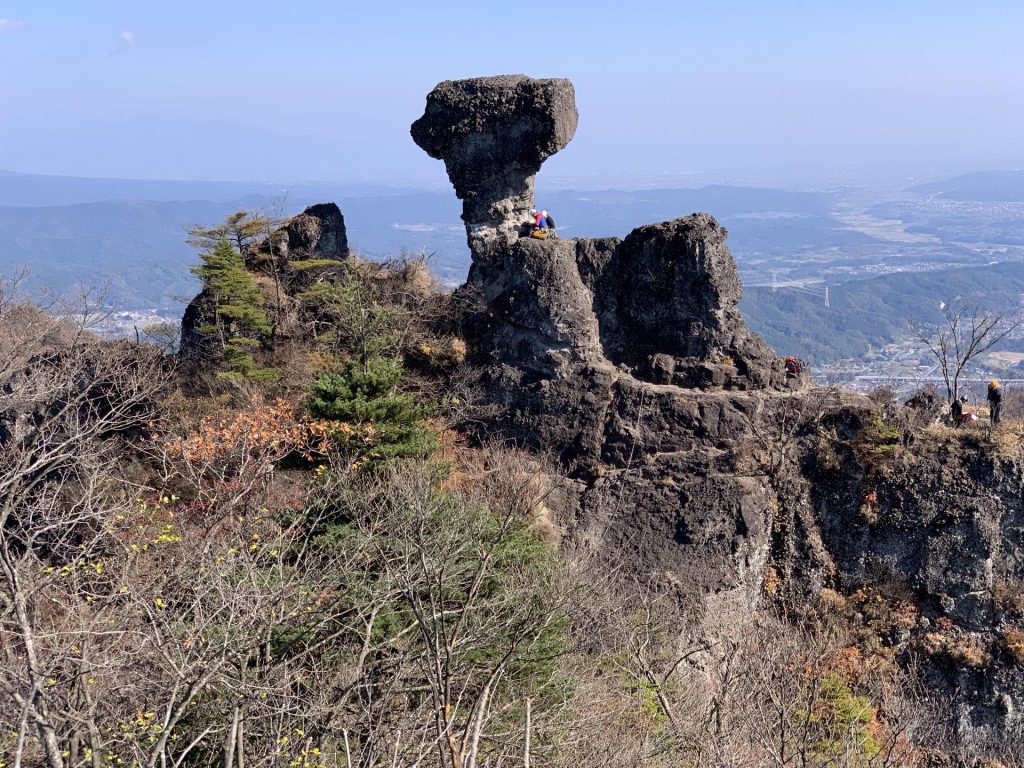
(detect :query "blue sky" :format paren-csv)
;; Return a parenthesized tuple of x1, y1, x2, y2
(1, 1, 1022, 187)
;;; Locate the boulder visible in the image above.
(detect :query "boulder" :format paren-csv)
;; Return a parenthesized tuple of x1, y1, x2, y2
(274, 202, 349, 263)
(592, 214, 785, 389)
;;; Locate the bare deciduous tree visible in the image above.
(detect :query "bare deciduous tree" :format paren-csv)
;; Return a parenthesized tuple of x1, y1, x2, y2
(912, 301, 1023, 402)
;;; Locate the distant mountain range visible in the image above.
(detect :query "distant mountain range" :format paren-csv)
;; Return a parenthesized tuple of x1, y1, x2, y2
(0, 171, 862, 312)
(910, 170, 1024, 202)
(3, 169, 1023, 365)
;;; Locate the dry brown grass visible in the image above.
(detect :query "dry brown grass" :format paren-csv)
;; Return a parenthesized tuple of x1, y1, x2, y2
(987, 418, 1024, 458)
(1002, 627, 1024, 665)
(916, 415, 1024, 460)
(994, 579, 1024, 614)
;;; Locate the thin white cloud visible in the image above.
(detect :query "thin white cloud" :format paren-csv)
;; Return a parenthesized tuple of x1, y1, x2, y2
(106, 29, 137, 57)
(0, 18, 26, 32)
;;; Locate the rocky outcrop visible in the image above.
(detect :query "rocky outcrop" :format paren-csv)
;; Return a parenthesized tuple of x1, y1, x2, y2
(807, 424, 1024, 742)
(414, 75, 803, 611)
(411, 75, 578, 252)
(180, 202, 349, 363)
(414, 74, 1024, 749)
(415, 76, 794, 469)
(270, 202, 349, 264)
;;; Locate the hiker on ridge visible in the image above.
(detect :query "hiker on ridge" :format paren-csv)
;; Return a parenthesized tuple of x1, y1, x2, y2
(987, 380, 1003, 425)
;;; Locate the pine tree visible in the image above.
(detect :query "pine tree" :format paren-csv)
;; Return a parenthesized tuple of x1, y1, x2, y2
(307, 357, 436, 464)
(187, 210, 270, 255)
(191, 237, 273, 378)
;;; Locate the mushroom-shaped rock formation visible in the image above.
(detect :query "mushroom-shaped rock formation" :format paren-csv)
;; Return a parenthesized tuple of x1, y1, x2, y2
(411, 75, 577, 252)
(411, 75, 1024, 749)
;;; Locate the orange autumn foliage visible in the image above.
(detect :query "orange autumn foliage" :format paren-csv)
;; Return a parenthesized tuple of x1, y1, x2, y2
(165, 396, 338, 465)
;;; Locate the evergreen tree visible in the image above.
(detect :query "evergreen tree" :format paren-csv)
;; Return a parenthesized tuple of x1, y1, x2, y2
(187, 210, 270, 255)
(307, 357, 436, 464)
(191, 237, 273, 379)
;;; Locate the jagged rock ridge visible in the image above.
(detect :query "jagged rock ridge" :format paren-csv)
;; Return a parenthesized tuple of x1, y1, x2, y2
(413, 74, 1024, 748)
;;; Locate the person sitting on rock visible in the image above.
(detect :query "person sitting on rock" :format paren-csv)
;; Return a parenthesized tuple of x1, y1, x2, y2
(541, 210, 557, 237)
(526, 208, 552, 239)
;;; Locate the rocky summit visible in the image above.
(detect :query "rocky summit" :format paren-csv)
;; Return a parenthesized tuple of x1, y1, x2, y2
(414, 75, 1024, 746)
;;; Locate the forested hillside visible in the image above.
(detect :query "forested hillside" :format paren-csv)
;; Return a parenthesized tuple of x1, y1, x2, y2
(742, 261, 1024, 362)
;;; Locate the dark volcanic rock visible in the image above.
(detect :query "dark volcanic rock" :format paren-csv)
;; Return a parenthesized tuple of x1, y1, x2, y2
(179, 290, 219, 364)
(409, 75, 802, 619)
(589, 214, 786, 390)
(273, 202, 349, 264)
(414, 73, 1024, 747)
(411, 75, 577, 251)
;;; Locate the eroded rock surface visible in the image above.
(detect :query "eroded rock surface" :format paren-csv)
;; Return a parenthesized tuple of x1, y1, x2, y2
(411, 75, 577, 251)
(414, 74, 1024, 748)
(272, 202, 349, 264)
(413, 75, 801, 601)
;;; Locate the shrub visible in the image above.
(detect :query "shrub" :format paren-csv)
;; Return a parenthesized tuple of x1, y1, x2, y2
(853, 413, 902, 468)
(993, 579, 1024, 614)
(921, 631, 990, 669)
(809, 673, 881, 762)
(1002, 627, 1024, 665)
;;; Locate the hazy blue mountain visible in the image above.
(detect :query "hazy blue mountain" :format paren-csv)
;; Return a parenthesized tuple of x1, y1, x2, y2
(0, 174, 859, 311)
(909, 170, 1024, 202)
(0, 169, 430, 208)
(5, 169, 1019, 366)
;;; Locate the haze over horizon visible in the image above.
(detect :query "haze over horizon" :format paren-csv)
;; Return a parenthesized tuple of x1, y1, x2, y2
(2, 1, 1023, 189)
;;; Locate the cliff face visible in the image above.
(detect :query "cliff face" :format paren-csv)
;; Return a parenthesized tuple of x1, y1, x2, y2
(413, 75, 1024, 748)
(812, 427, 1024, 739)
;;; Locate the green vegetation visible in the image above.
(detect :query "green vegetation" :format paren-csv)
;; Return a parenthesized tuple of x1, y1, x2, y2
(742, 261, 1024, 362)
(307, 357, 437, 465)
(854, 414, 902, 467)
(808, 674, 881, 763)
(188, 209, 271, 256)
(190, 236, 276, 380)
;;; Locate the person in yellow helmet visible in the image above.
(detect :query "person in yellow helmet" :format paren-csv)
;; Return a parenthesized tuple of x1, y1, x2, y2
(987, 380, 1003, 425)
